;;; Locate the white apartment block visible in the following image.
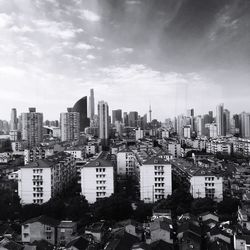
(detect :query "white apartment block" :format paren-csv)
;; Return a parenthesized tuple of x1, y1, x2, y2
(190, 169, 223, 202)
(117, 149, 138, 176)
(165, 142, 181, 158)
(24, 147, 54, 165)
(18, 152, 76, 205)
(140, 156, 172, 203)
(206, 141, 232, 155)
(233, 138, 250, 156)
(81, 155, 114, 203)
(85, 144, 96, 155)
(65, 148, 84, 160)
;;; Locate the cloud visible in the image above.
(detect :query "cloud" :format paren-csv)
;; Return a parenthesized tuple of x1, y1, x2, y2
(0, 13, 13, 28)
(86, 54, 96, 60)
(80, 9, 101, 22)
(75, 42, 94, 50)
(112, 47, 134, 54)
(93, 36, 104, 42)
(33, 19, 82, 40)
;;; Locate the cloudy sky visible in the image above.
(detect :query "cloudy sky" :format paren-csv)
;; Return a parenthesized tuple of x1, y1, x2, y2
(0, 0, 250, 121)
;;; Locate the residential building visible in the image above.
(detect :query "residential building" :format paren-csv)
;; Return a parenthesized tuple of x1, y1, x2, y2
(112, 109, 122, 124)
(22, 215, 59, 245)
(190, 169, 223, 201)
(21, 108, 43, 148)
(24, 147, 54, 165)
(216, 104, 225, 136)
(117, 149, 139, 176)
(18, 152, 76, 204)
(60, 108, 80, 142)
(139, 156, 172, 203)
(89, 89, 95, 121)
(81, 153, 114, 203)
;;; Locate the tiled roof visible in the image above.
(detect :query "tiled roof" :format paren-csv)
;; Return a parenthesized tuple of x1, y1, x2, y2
(143, 156, 170, 165)
(22, 215, 59, 227)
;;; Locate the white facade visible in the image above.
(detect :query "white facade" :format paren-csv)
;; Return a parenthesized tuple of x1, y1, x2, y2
(24, 148, 54, 165)
(18, 152, 76, 204)
(135, 128, 144, 140)
(206, 141, 232, 155)
(117, 150, 138, 176)
(190, 174, 223, 201)
(184, 126, 191, 139)
(85, 145, 96, 155)
(209, 123, 218, 138)
(81, 158, 114, 203)
(166, 143, 181, 158)
(65, 149, 83, 160)
(140, 157, 172, 203)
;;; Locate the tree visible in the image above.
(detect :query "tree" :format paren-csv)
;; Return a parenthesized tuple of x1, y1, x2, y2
(93, 194, 133, 221)
(133, 202, 153, 222)
(191, 198, 216, 215)
(217, 198, 240, 221)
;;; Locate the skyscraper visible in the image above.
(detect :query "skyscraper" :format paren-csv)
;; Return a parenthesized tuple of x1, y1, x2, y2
(123, 112, 129, 126)
(10, 108, 17, 131)
(128, 111, 138, 127)
(112, 109, 122, 124)
(73, 96, 89, 131)
(89, 89, 95, 120)
(224, 109, 230, 134)
(216, 103, 225, 136)
(240, 112, 250, 138)
(21, 108, 43, 148)
(60, 108, 80, 142)
(98, 101, 110, 144)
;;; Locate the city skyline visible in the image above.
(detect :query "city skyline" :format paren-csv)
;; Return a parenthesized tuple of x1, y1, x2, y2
(0, 0, 250, 121)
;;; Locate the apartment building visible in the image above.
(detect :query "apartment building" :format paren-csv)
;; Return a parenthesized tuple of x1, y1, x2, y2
(81, 154, 114, 203)
(117, 149, 138, 176)
(18, 152, 76, 204)
(140, 156, 172, 203)
(24, 147, 54, 165)
(190, 169, 223, 202)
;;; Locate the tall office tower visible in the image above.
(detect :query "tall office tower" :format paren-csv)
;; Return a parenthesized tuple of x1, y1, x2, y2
(123, 112, 129, 126)
(187, 108, 194, 117)
(208, 111, 213, 123)
(21, 108, 43, 148)
(98, 101, 110, 144)
(216, 103, 225, 136)
(60, 108, 80, 142)
(224, 109, 231, 134)
(196, 116, 205, 137)
(112, 109, 122, 124)
(240, 112, 250, 138)
(232, 114, 240, 135)
(177, 115, 185, 137)
(142, 114, 147, 129)
(10, 108, 17, 130)
(128, 111, 138, 127)
(89, 89, 95, 120)
(73, 96, 89, 132)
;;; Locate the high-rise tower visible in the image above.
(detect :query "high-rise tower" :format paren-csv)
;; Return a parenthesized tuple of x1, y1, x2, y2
(60, 108, 80, 142)
(89, 89, 95, 120)
(98, 101, 109, 145)
(73, 96, 89, 131)
(10, 108, 17, 130)
(21, 108, 43, 148)
(149, 105, 152, 123)
(216, 103, 225, 136)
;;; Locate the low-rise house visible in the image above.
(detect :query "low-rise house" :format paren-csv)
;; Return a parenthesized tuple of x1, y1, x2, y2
(117, 219, 143, 239)
(149, 219, 173, 244)
(85, 222, 106, 243)
(179, 231, 202, 250)
(0, 237, 24, 250)
(57, 221, 77, 246)
(208, 226, 232, 244)
(65, 236, 91, 250)
(22, 215, 59, 245)
(105, 232, 139, 250)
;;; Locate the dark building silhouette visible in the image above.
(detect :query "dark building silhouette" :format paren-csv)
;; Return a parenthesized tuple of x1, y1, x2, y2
(73, 97, 90, 132)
